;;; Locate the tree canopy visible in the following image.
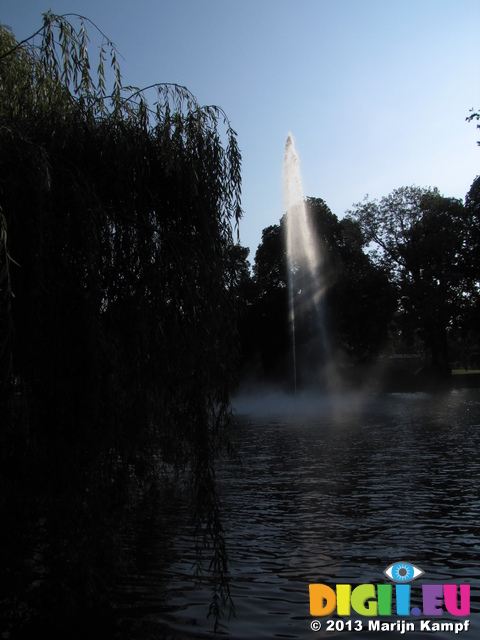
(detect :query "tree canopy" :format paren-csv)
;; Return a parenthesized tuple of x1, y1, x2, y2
(347, 186, 480, 376)
(0, 12, 242, 629)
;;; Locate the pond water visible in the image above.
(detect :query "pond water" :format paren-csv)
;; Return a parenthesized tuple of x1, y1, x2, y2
(116, 388, 480, 639)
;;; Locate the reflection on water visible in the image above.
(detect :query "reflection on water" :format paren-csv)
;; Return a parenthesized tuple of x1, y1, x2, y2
(118, 389, 480, 639)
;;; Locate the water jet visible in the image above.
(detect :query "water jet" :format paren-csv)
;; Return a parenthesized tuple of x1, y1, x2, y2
(283, 133, 329, 392)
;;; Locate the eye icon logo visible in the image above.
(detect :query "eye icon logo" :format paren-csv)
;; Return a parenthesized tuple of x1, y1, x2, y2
(384, 562, 424, 583)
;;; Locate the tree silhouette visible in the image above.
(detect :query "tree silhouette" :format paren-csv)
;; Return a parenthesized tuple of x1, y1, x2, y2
(348, 186, 477, 377)
(0, 12, 241, 629)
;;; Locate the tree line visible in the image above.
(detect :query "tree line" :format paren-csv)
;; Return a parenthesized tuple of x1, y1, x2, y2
(235, 181, 480, 388)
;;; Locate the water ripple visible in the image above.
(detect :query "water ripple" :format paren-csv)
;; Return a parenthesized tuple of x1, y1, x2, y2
(118, 389, 480, 639)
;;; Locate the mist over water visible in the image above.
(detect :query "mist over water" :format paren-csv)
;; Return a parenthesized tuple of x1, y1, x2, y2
(232, 387, 370, 420)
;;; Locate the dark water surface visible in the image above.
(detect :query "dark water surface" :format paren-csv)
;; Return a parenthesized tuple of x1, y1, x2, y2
(118, 388, 480, 639)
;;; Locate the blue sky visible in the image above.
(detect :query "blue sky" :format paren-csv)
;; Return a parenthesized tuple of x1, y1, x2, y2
(2, 0, 479, 261)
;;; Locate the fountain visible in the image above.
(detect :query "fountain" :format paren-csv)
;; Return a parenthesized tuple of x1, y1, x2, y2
(283, 133, 329, 393)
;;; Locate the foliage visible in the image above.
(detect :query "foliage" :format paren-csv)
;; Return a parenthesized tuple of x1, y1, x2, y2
(250, 223, 291, 382)
(461, 175, 480, 368)
(347, 186, 479, 376)
(466, 108, 480, 146)
(0, 12, 242, 630)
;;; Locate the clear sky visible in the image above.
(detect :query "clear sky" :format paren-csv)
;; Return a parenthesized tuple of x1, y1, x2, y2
(2, 0, 479, 262)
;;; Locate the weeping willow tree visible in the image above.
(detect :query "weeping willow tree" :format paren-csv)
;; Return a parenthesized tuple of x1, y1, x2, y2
(0, 12, 242, 631)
